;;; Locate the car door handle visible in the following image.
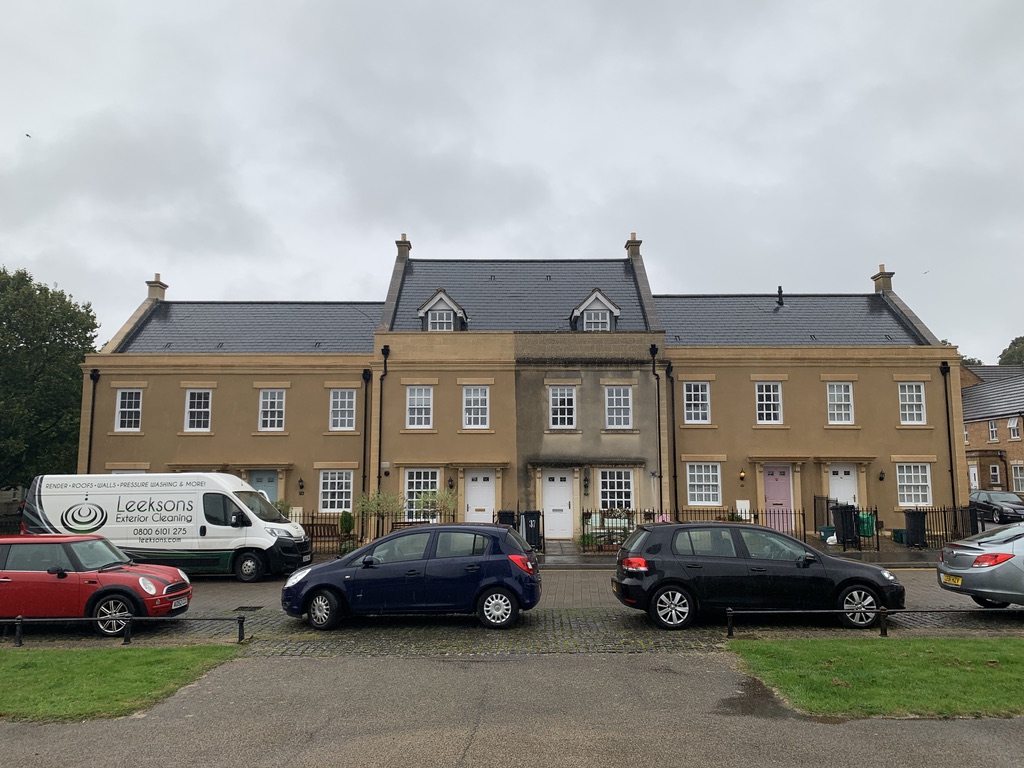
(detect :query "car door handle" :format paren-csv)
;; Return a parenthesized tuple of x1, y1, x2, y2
(406, 569, 421, 577)
(684, 563, 703, 569)
(750, 567, 768, 573)
(0, 577, 11, 582)
(465, 565, 480, 572)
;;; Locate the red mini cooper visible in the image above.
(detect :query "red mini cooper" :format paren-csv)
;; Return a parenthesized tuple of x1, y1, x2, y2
(0, 534, 192, 636)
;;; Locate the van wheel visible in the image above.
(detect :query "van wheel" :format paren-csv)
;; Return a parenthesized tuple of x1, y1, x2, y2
(307, 589, 342, 630)
(234, 551, 265, 583)
(92, 594, 137, 637)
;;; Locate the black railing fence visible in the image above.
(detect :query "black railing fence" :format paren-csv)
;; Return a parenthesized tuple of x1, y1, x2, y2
(294, 501, 980, 556)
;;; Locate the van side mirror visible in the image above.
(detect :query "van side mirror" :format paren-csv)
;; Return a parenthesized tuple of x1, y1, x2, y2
(231, 513, 247, 527)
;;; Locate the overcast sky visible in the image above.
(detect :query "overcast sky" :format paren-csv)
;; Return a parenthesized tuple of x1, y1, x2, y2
(2, 1, 1021, 363)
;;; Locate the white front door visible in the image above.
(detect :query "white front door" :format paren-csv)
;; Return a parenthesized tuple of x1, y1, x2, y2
(464, 470, 494, 523)
(542, 471, 573, 539)
(969, 464, 979, 491)
(829, 463, 858, 506)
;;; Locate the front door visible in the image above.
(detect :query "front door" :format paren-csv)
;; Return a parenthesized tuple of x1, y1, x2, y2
(829, 463, 858, 506)
(762, 464, 793, 532)
(542, 471, 573, 539)
(465, 470, 495, 523)
(248, 471, 278, 503)
(969, 464, 980, 491)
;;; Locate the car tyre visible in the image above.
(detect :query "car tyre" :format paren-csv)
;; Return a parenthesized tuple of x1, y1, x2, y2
(92, 593, 137, 637)
(837, 584, 880, 629)
(234, 551, 265, 583)
(971, 596, 1011, 609)
(477, 587, 519, 629)
(993, 509, 1004, 525)
(307, 588, 343, 630)
(648, 584, 695, 630)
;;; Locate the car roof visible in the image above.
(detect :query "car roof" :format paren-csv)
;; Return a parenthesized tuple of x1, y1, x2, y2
(0, 534, 104, 544)
(637, 521, 783, 534)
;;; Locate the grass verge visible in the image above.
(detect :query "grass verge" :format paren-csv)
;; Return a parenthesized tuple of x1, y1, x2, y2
(0, 645, 240, 722)
(730, 637, 1024, 718)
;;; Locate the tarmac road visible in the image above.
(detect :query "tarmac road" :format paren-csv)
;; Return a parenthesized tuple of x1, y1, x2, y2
(2, 567, 1024, 767)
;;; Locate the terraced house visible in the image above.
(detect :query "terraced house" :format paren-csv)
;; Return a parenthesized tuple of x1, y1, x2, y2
(78, 234, 969, 543)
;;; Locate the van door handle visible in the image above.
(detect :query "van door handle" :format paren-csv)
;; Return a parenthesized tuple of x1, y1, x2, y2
(200, 525, 207, 536)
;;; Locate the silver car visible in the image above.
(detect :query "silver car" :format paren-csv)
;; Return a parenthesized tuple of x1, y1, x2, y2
(937, 523, 1024, 608)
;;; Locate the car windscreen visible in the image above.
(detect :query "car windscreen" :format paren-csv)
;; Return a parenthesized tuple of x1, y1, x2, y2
(504, 528, 532, 553)
(236, 490, 289, 522)
(989, 492, 1024, 504)
(68, 538, 132, 570)
(621, 528, 649, 554)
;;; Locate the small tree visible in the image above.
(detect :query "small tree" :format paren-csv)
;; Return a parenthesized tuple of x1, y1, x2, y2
(354, 490, 405, 520)
(417, 488, 458, 521)
(998, 336, 1024, 366)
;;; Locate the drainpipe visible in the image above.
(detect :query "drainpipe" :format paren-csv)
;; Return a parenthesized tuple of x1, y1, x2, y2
(86, 369, 100, 473)
(650, 344, 663, 513)
(376, 345, 390, 489)
(361, 368, 372, 493)
(665, 361, 678, 516)
(939, 361, 957, 507)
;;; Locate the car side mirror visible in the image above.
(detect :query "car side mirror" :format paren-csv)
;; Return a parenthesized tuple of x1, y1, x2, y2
(47, 565, 67, 579)
(362, 556, 376, 568)
(802, 553, 817, 567)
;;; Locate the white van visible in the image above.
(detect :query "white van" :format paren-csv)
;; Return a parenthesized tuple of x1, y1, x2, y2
(22, 473, 311, 582)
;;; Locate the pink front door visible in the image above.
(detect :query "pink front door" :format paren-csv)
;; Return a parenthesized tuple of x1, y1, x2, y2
(762, 464, 794, 532)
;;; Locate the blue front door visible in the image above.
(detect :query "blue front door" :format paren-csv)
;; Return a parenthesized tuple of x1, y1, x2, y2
(249, 471, 278, 503)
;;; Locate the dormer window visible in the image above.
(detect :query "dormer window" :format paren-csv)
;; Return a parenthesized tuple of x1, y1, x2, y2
(583, 309, 610, 331)
(418, 290, 467, 332)
(571, 289, 620, 332)
(428, 309, 454, 331)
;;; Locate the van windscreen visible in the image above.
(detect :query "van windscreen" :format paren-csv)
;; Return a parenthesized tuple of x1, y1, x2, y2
(237, 491, 288, 522)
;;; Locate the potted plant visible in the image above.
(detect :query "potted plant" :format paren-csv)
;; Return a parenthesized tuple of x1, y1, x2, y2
(577, 532, 598, 551)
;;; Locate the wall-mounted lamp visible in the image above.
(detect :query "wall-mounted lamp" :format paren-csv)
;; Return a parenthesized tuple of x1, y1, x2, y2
(298, 477, 305, 495)
(739, 469, 746, 482)
(878, 470, 885, 482)
(583, 468, 590, 495)
(447, 476, 454, 491)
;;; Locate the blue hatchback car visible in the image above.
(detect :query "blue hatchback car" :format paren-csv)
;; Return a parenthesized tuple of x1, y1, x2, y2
(281, 523, 542, 629)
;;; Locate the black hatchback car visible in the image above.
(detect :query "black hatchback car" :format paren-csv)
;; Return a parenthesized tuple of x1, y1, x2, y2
(282, 523, 541, 629)
(611, 523, 905, 629)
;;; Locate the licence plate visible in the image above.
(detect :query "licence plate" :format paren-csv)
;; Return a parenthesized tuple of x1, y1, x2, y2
(172, 597, 189, 609)
(941, 574, 962, 587)
(302, 554, 312, 562)
(611, 582, 618, 593)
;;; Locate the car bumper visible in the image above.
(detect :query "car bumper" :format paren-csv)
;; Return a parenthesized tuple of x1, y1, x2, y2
(143, 589, 193, 617)
(879, 583, 906, 610)
(610, 574, 649, 609)
(936, 564, 1023, 605)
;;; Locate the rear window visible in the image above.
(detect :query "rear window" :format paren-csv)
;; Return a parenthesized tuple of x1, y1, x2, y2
(621, 528, 649, 554)
(504, 528, 532, 553)
(959, 524, 1024, 546)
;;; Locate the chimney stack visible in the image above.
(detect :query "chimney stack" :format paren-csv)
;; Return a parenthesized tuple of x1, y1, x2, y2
(871, 264, 895, 293)
(146, 273, 168, 301)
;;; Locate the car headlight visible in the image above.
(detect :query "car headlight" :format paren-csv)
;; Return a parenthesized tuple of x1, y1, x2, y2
(178, 569, 190, 584)
(267, 527, 297, 539)
(138, 576, 157, 595)
(880, 569, 898, 583)
(285, 568, 311, 589)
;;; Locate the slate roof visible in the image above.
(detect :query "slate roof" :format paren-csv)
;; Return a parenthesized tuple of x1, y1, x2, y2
(387, 259, 651, 332)
(115, 302, 383, 354)
(654, 294, 930, 347)
(961, 375, 1024, 422)
(965, 365, 1024, 384)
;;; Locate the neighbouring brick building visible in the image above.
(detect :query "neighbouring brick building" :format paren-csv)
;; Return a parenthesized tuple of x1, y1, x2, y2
(962, 366, 1024, 493)
(78, 234, 970, 541)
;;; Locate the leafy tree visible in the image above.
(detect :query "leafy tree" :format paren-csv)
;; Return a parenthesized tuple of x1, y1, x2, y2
(0, 268, 97, 489)
(961, 355, 983, 366)
(998, 336, 1024, 366)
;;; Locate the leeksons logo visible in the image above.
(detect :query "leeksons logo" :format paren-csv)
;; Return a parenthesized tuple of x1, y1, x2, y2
(115, 495, 195, 524)
(61, 503, 108, 533)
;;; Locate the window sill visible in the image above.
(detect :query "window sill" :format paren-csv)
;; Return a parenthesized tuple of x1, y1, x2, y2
(824, 425, 861, 430)
(601, 429, 639, 435)
(400, 429, 438, 434)
(251, 431, 289, 436)
(681, 423, 716, 429)
(324, 431, 361, 436)
(545, 429, 581, 435)
(753, 424, 790, 430)
(109, 431, 144, 436)
(897, 425, 934, 431)
(457, 429, 495, 434)
(178, 431, 214, 437)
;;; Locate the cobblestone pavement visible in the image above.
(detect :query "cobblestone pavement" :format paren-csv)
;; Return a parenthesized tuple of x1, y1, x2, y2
(4, 567, 1023, 655)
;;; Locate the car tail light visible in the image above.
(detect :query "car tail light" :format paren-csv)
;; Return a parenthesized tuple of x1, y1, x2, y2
(972, 552, 1015, 568)
(621, 557, 649, 573)
(509, 554, 535, 574)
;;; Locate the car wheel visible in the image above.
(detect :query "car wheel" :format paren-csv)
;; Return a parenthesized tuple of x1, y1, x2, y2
(837, 584, 880, 629)
(993, 509, 1004, 525)
(92, 594, 137, 637)
(307, 588, 342, 630)
(477, 587, 519, 629)
(648, 584, 695, 630)
(971, 596, 1011, 609)
(234, 551, 265, 583)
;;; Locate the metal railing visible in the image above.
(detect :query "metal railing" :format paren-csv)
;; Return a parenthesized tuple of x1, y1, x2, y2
(1, 615, 247, 647)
